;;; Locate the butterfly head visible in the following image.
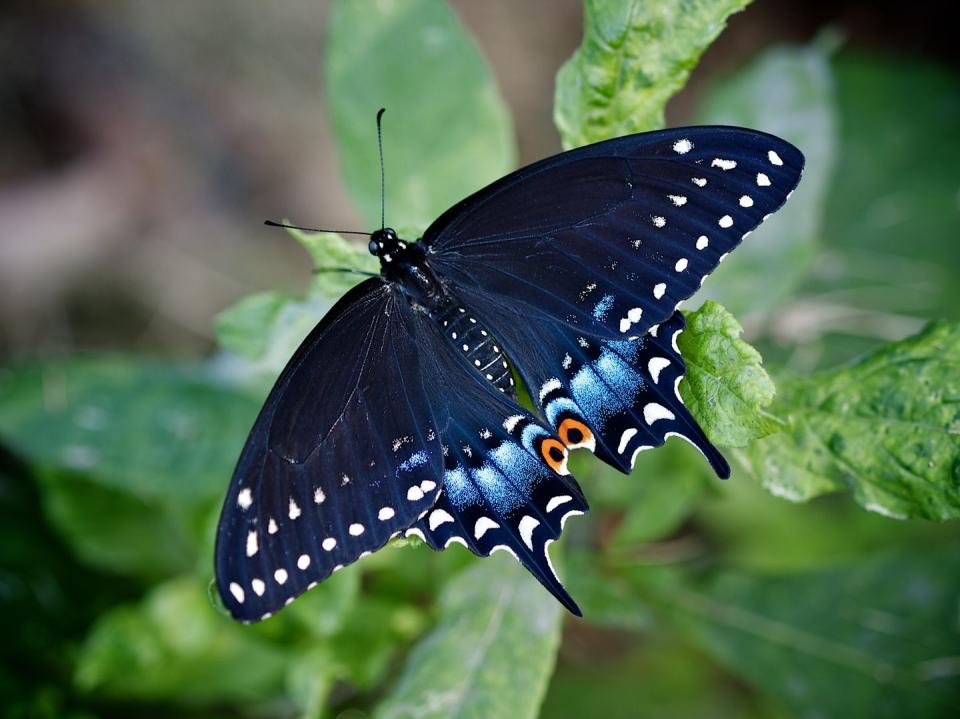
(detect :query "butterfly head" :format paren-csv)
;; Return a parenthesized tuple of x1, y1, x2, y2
(368, 227, 405, 259)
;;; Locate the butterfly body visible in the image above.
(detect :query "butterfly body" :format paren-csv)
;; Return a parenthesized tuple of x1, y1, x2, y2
(216, 126, 804, 622)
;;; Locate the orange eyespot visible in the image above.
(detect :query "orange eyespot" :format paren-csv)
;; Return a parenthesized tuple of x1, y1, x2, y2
(540, 437, 569, 475)
(558, 417, 594, 450)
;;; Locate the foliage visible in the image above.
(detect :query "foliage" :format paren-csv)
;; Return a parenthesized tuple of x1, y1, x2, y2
(742, 321, 960, 520)
(2, 1, 960, 718)
(555, 0, 751, 148)
(679, 301, 782, 448)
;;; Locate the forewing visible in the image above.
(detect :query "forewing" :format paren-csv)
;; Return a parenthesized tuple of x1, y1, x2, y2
(215, 279, 443, 622)
(425, 126, 803, 340)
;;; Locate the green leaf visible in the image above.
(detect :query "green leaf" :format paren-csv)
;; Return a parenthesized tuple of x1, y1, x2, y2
(213, 226, 376, 378)
(678, 301, 782, 447)
(374, 553, 562, 719)
(696, 37, 838, 318)
(215, 290, 294, 361)
(555, 0, 751, 148)
(75, 577, 291, 705)
(290, 226, 379, 298)
(0, 359, 259, 504)
(668, 546, 960, 717)
(816, 55, 960, 323)
(325, 0, 514, 232)
(37, 469, 200, 579)
(741, 321, 960, 520)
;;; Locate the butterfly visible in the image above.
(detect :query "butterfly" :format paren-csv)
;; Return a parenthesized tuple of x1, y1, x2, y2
(215, 124, 803, 621)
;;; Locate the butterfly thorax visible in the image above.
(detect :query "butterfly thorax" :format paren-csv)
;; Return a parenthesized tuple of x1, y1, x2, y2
(370, 228, 445, 308)
(368, 227, 514, 396)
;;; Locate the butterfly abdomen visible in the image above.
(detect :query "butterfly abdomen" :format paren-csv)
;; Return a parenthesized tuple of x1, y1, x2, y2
(434, 303, 515, 396)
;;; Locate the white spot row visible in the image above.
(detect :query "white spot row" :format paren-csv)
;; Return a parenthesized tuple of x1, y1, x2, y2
(711, 158, 736, 171)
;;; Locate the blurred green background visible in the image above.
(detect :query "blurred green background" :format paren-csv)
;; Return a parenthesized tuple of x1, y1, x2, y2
(1, 1, 959, 717)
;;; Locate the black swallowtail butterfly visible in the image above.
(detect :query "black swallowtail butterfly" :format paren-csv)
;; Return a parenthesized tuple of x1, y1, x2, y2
(215, 125, 803, 621)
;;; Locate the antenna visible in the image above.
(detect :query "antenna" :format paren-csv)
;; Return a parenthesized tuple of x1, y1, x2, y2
(313, 267, 378, 278)
(376, 107, 386, 230)
(263, 220, 369, 237)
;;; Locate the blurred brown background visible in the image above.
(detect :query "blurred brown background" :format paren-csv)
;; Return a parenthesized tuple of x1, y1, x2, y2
(1, 0, 955, 360)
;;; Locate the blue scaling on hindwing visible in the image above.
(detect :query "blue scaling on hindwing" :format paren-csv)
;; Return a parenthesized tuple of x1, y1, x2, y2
(407, 412, 588, 616)
(568, 338, 645, 429)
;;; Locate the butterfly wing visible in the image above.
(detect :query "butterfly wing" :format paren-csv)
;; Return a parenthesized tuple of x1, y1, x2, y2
(395, 307, 590, 615)
(439, 283, 726, 479)
(424, 126, 804, 341)
(215, 279, 445, 622)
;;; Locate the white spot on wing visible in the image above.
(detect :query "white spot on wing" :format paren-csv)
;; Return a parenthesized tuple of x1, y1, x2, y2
(618, 428, 638, 454)
(378, 506, 395, 521)
(653, 283, 666, 299)
(648, 357, 670, 384)
(668, 194, 687, 206)
(539, 378, 563, 402)
(619, 318, 631, 333)
(627, 307, 643, 322)
(237, 488, 252, 510)
(407, 486, 425, 501)
(428, 509, 455, 530)
(474, 516, 500, 539)
(504, 414, 524, 433)
(673, 138, 693, 154)
(288, 498, 301, 520)
(757, 172, 771, 186)
(711, 158, 737, 170)
(739, 195, 754, 208)
(420, 479, 437, 493)
(313, 488, 325, 504)
(252, 578, 265, 596)
(268, 518, 278, 534)
(652, 215, 666, 228)
(229, 582, 245, 603)
(322, 537, 337, 551)
(518, 515, 540, 550)
(675, 258, 688, 272)
(349, 523, 365, 536)
(246, 530, 258, 557)
(546, 495, 573, 513)
(718, 215, 733, 228)
(405, 528, 426, 542)
(643, 403, 676, 425)
(297, 554, 311, 570)
(696, 235, 709, 250)
(768, 150, 784, 166)
(692, 177, 707, 187)
(274, 569, 288, 585)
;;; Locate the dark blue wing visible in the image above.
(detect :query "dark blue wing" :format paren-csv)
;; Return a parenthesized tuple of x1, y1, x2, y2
(403, 404, 589, 616)
(424, 126, 804, 341)
(216, 279, 592, 621)
(396, 306, 590, 615)
(215, 279, 445, 622)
